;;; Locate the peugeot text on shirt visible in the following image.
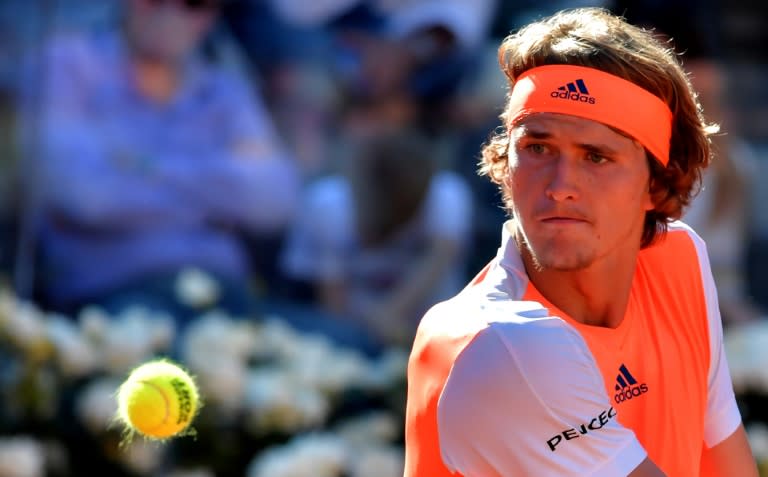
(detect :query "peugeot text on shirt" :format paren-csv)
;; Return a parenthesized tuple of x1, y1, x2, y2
(546, 407, 618, 451)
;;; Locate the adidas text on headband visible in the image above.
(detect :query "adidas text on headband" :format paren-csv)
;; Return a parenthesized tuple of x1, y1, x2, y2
(506, 65, 673, 166)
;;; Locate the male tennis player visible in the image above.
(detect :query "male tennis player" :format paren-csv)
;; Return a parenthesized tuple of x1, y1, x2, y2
(403, 7, 759, 477)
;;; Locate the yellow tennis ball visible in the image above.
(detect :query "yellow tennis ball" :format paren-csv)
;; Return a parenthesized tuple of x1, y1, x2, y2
(116, 359, 200, 440)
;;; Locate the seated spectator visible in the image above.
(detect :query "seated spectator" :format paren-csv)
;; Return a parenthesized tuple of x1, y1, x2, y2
(22, 0, 300, 321)
(223, 0, 497, 175)
(330, 0, 497, 137)
(610, 0, 765, 324)
(681, 58, 763, 324)
(280, 129, 473, 349)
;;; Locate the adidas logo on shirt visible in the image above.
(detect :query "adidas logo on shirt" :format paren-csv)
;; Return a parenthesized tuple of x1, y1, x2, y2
(613, 363, 649, 404)
(550, 78, 596, 104)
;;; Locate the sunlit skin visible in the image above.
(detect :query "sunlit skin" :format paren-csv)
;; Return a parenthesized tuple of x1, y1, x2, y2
(506, 113, 655, 328)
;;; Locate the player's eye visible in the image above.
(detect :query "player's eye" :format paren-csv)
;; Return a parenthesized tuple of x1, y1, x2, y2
(586, 152, 608, 164)
(527, 143, 548, 154)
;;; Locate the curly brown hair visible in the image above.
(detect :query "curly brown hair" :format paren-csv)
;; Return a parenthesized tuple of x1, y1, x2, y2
(479, 7, 718, 247)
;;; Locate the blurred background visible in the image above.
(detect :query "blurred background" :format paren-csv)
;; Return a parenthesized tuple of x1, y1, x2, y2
(2, 0, 768, 476)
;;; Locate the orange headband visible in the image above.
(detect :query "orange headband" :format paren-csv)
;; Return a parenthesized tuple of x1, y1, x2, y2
(507, 65, 673, 166)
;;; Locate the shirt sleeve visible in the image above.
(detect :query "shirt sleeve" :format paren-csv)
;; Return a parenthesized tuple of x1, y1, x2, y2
(692, 230, 743, 448)
(437, 317, 647, 477)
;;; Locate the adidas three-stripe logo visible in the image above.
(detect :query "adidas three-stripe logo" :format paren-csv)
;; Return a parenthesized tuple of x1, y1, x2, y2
(558, 79, 590, 95)
(613, 363, 649, 404)
(614, 364, 637, 391)
(550, 78, 596, 104)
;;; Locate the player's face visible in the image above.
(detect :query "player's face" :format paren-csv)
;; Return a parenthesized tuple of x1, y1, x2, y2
(507, 113, 654, 271)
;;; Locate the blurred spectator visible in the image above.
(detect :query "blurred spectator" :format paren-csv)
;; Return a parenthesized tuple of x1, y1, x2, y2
(681, 59, 763, 324)
(19, 0, 301, 321)
(280, 129, 473, 349)
(0, 0, 52, 286)
(223, 0, 497, 175)
(330, 0, 497, 138)
(221, 0, 341, 176)
(611, 0, 765, 324)
(489, 0, 611, 39)
(0, 77, 19, 283)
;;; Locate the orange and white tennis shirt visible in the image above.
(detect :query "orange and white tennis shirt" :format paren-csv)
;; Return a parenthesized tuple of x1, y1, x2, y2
(403, 220, 742, 477)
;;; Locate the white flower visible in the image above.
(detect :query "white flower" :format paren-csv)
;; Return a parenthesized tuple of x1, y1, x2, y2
(75, 378, 120, 435)
(285, 335, 369, 395)
(255, 318, 304, 359)
(229, 320, 260, 358)
(118, 439, 165, 476)
(99, 306, 161, 374)
(180, 311, 256, 364)
(747, 422, 768, 462)
(175, 267, 220, 309)
(189, 356, 247, 415)
(78, 305, 111, 341)
(148, 312, 176, 351)
(335, 411, 401, 445)
(724, 321, 768, 394)
(243, 369, 329, 433)
(347, 445, 404, 477)
(164, 468, 216, 477)
(180, 312, 232, 359)
(246, 433, 347, 477)
(3, 300, 50, 358)
(360, 348, 409, 391)
(0, 289, 18, 330)
(46, 313, 99, 378)
(0, 436, 45, 477)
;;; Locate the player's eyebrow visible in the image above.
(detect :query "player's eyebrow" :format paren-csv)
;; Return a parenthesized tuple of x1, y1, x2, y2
(514, 124, 623, 155)
(576, 142, 619, 156)
(512, 124, 551, 140)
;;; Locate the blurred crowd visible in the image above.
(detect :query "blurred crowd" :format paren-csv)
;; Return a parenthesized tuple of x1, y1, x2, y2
(2, 0, 768, 476)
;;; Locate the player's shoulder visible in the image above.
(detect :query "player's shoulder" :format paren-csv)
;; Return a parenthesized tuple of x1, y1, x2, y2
(416, 288, 582, 354)
(441, 307, 603, 404)
(666, 220, 705, 245)
(643, 220, 707, 265)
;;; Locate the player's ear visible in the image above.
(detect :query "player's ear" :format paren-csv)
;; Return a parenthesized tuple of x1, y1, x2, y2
(645, 153, 662, 212)
(643, 183, 655, 211)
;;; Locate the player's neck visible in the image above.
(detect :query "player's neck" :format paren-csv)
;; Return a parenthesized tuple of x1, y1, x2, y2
(522, 248, 638, 329)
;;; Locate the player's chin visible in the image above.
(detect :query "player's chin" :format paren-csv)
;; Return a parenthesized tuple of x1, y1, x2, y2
(532, 245, 595, 271)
